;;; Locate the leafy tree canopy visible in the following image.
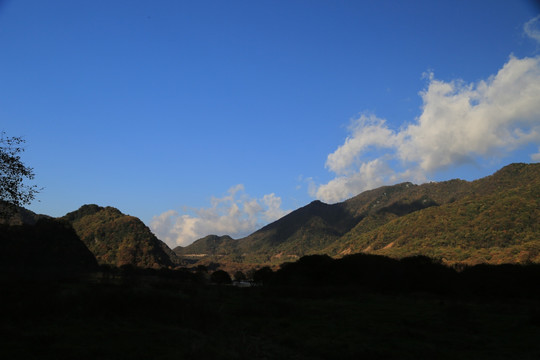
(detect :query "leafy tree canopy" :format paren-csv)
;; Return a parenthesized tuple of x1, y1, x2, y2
(0, 132, 39, 214)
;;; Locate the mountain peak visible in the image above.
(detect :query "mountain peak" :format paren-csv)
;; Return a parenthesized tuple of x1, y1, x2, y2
(62, 204, 179, 268)
(63, 204, 104, 222)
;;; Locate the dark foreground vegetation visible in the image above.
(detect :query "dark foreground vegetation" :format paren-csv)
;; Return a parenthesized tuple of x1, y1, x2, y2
(2, 254, 540, 359)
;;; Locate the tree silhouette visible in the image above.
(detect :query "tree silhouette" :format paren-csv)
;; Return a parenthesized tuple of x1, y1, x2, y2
(253, 266, 274, 284)
(0, 132, 39, 216)
(210, 270, 232, 284)
(233, 270, 247, 282)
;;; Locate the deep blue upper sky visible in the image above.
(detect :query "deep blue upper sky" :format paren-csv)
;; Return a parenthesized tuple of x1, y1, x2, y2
(2, 0, 539, 247)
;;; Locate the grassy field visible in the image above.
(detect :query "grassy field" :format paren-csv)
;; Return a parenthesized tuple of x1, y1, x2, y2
(2, 274, 540, 359)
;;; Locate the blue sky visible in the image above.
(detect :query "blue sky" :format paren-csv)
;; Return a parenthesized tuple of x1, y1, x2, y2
(1, 1, 540, 248)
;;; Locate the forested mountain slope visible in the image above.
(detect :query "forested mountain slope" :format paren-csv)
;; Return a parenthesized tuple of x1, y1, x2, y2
(178, 163, 540, 265)
(63, 205, 180, 268)
(327, 163, 540, 264)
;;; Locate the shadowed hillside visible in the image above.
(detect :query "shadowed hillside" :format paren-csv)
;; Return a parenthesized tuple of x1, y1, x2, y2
(0, 201, 49, 226)
(0, 217, 98, 278)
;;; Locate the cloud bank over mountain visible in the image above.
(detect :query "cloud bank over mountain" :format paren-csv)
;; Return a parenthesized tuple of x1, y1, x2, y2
(315, 52, 540, 203)
(314, 16, 540, 203)
(151, 15, 540, 245)
(150, 185, 290, 248)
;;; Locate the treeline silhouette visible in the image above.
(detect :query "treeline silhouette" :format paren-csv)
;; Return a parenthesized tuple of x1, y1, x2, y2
(252, 254, 540, 298)
(3, 252, 540, 358)
(82, 253, 540, 300)
(1, 215, 539, 299)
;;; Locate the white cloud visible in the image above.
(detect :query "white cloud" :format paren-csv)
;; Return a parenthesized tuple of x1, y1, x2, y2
(261, 193, 288, 222)
(325, 115, 398, 175)
(532, 147, 540, 162)
(151, 185, 290, 248)
(524, 15, 540, 43)
(317, 159, 404, 203)
(315, 54, 540, 203)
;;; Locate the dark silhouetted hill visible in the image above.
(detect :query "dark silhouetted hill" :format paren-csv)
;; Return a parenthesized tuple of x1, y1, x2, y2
(0, 217, 98, 278)
(0, 201, 49, 226)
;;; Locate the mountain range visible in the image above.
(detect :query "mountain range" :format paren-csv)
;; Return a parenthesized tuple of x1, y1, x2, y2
(175, 163, 540, 266)
(1, 162, 538, 271)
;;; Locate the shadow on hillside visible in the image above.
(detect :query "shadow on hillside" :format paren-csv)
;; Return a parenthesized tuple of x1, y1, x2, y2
(0, 218, 98, 280)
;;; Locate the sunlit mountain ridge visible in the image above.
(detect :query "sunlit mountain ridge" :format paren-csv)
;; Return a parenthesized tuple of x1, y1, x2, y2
(175, 162, 540, 266)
